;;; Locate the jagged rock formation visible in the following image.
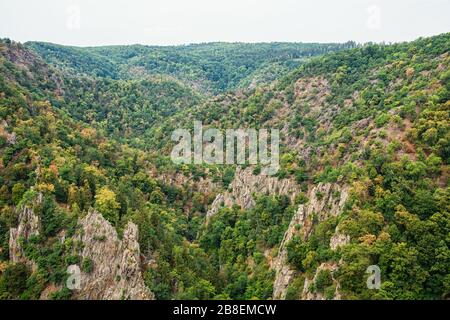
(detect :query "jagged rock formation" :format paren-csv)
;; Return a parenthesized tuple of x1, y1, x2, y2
(271, 205, 305, 300)
(74, 209, 154, 300)
(272, 183, 349, 300)
(158, 171, 218, 192)
(206, 193, 225, 221)
(206, 166, 299, 221)
(9, 203, 153, 300)
(9, 205, 40, 271)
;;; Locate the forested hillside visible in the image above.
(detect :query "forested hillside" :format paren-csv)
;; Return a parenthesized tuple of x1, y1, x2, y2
(27, 41, 355, 94)
(0, 33, 448, 300)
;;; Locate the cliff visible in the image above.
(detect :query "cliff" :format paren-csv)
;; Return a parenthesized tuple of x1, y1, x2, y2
(206, 166, 299, 221)
(9, 203, 41, 272)
(73, 209, 154, 300)
(272, 183, 349, 299)
(9, 204, 153, 300)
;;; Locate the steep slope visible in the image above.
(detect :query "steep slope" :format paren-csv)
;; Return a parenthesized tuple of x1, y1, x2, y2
(191, 34, 450, 300)
(272, 183, 349, 299)
(74, 209, 153, 300)
(0, 40, 209, 299)
(1, 33, 449, 300)
(10, 199, 152, 299)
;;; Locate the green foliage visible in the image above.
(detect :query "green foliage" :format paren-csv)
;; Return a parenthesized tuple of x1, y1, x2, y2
(0, 33, 449, 301)
(11, 183, 26, 205)
(0, 263, 30, 299)
(195, 195, 295, 299)
(314, 269, 333, 293)
(222, 167, 235, 188)
(81, 257, 94, 273)
(28, 41, 355, 94)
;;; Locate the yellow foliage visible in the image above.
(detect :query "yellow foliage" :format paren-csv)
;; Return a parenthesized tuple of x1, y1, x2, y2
(36, 183, 55, 193)
(377, 231, 391, 242)
(84, 165, 104, 179)
(358, 234, 377, 245)
(374, 175, 383, 185)
(405, 67, 415, 78)
(0, 261, 7, 273)
(95, 187, 120, 211)
(351, 179, 372, 202)
(81, 127, 97, 139)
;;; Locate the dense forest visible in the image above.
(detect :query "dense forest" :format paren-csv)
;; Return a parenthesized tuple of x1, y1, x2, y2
(0, 33, 448, 300)
(27, 41, 356, 94)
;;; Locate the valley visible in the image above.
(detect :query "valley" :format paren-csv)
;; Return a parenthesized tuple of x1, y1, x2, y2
(0, 33, 449, 300)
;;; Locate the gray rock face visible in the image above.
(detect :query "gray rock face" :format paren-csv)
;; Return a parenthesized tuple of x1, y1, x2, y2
(206, 193, 225, 221)
(271, 204, 305, 300)
(9, 203, 153, 300)
(206, 167, 299, 221)
(272, 183, 348, 300)
(74, 209, 154, 300)
(6, 132, 17, 145)
(9, 205, 40, 271)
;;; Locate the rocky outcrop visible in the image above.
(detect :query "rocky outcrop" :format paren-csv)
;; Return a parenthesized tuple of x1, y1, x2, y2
(272, 183, 348, 300)
(9, 193, 43, 271)
(9, 205, 40, 271)
(330, 226, 350, 251)
(271, 204, 305, 300)
(206, 167, 299, 221)
(294, 77, 330, 111)
(74, 209, 154, 300)
(206, 193, 225, 221)
(9, 203, 153, 300)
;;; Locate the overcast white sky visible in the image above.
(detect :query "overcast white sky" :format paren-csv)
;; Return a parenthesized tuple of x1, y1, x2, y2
(1, 0, 449, 46)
